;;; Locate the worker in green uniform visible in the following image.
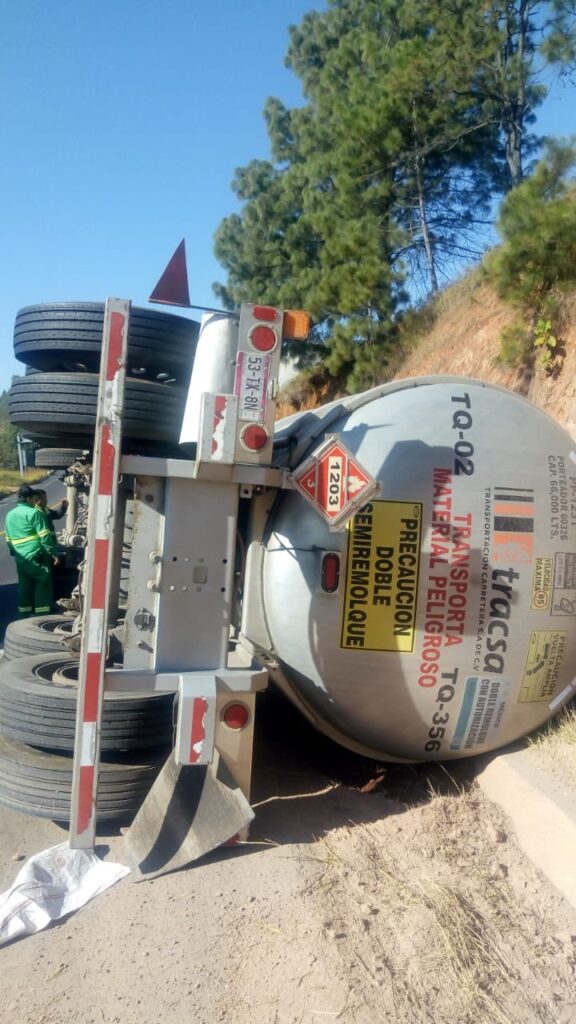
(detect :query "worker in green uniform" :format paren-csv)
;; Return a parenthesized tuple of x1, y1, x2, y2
(5, 484, 59, 617)
(33, 489, 68, 535)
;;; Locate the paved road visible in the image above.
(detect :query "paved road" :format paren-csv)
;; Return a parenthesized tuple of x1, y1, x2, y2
(0, 474, 65, 643)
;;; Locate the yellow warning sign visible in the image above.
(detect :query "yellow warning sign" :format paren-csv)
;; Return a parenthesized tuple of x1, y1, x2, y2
(340, 501, 422, 652)
(519, 629, 567, 702)
(530, 557, 552, 611)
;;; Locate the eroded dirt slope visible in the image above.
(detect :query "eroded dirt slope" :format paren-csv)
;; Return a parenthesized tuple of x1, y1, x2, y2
(397, 281, 576, 438)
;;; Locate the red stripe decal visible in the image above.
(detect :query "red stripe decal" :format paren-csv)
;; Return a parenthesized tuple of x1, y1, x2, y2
(189, 698, 208, 763)
(106, 312, 126, 379)
(84, 652, 102, 722)
(91, 538, 110, 607)
(77, 765, 95, 834)
(211, 395, 227, 455)
(98, 423, 115, 496)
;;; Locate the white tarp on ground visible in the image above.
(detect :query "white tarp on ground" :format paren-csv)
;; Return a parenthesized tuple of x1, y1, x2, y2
(0, 841, 129, 945)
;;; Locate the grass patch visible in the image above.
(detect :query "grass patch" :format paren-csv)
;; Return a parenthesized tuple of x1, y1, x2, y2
(528, 701, 576, 748)
(0, 468, 48, 500)
(526, 700, 576, 796)
(433, 265, 484, 316)
(396, 301, 438, 350)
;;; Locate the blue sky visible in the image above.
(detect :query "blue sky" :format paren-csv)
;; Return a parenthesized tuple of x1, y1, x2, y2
(0, 0, 574, 392)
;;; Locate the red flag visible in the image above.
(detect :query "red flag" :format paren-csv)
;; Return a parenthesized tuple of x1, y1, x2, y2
(149, 239, 191, 307)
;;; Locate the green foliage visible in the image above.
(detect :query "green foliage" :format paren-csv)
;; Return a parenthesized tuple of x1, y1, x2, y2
(0, 424, 19, 470)
(486, 142, 576, 307)
(214, 2, 576, 390)
(486, 141, 576, 370)
(496, 318, 531, 367)
(533, 317, 558, 370)
(0, 468, 46, 499)
(0, 390, 9, 426)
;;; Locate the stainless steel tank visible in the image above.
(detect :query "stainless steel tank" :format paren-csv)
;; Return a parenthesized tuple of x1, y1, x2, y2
(258, 377, 576, 761)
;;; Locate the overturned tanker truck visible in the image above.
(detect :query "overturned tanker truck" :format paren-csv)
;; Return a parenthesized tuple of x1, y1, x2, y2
(3, 285, 576, 875)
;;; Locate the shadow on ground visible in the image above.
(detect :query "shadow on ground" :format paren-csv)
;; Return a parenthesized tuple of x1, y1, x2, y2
(0, 657, 506, 867)
(247, 687, 487, 848)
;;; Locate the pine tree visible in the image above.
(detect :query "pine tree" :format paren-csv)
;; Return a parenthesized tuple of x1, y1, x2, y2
(214, 1, 576, 390)
(0, 424, 19, 470)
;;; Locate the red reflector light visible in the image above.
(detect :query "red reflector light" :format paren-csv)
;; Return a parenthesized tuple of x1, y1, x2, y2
(221, 702, 250, 730)
(249, 324, 278, 352)
(252, 305, 279, 322)
(321, 552, 340, 593)
(240, 423, 269, 451)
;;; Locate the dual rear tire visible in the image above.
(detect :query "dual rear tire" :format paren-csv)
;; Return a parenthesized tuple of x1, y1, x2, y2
(0, 652, 173, 823)
(3, 302, 197, 821)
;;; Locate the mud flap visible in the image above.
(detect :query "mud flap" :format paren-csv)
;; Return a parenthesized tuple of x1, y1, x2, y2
(123, 752, 254, 881)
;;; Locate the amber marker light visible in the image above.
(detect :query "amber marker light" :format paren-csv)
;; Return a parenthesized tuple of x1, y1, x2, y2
(282, 310, 311, 340)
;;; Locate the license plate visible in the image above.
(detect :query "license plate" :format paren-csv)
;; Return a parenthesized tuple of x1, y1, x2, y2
(234, 351, 271, 422)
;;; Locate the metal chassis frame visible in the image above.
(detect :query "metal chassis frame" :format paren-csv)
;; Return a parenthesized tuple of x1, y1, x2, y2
(70, 443, 275, 848)
(67, 300, 315, 849)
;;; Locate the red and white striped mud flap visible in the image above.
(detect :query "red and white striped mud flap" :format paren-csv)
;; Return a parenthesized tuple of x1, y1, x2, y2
(122, 753, 254, 881)
(69, 299, 130, 849)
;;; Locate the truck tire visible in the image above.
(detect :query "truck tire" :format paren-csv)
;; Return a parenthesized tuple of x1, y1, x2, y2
(33, 446, 85, 466)
(14, 302, 199, 383)
(0, 653, 175, 752)
(0, 735, 164, 822)
(3, 615, 74, 661)
(8, 373, 186, 445)
(34, 448, 86, 468)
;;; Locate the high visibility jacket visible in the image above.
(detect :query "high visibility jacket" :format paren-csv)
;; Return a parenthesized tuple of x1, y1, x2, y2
(5, 501, 58, 561)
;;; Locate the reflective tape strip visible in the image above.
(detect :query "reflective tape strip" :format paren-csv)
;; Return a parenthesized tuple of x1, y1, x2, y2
(77, 765, 95, 834)
(80, 722, 97, 766)
(91, 539, 110, 608)
(190, 697, 208, 763)
(98, 422, 116, 496)
(18, 606, 32, 613)
(94, 494, 112, 541)
(34, 606, 51, 614)
(106, 312, 126, 389)
(84, 652, 103, 721)
(549, 680, 576, 711)
(86, 608, 106, 654)
(11, 533, 40, 545)
(37, 528, 52, 538)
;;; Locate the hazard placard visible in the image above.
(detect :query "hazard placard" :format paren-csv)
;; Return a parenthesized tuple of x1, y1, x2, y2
(290, 434, 381, 530)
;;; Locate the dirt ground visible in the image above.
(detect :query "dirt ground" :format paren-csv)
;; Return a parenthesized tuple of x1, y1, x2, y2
(1, 694, 576, 1024)
(2, 279, 576, 1022)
